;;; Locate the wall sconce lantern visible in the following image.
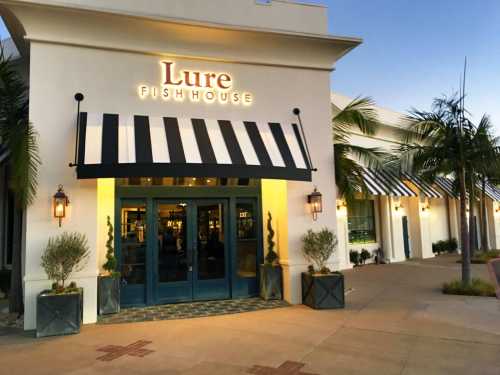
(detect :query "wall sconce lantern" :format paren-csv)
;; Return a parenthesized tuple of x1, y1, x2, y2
(336, 199, 346, 211)
(394, 201, 402, 211)
(308, 187, 323, 221)
(421, 201, 431, 212)
(53, 185, 69, 227)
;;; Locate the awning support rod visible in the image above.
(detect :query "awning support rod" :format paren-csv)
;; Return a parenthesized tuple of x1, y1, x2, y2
(293, 108, 317, 172)
(69, 93, 84, 167)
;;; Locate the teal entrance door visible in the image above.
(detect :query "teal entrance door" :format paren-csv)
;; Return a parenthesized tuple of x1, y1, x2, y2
(154, 199, 230, 304)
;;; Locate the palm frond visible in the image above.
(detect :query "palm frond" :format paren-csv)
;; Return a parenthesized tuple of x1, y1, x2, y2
(333, 96, 380, 138)
(0, 44, 41, 208)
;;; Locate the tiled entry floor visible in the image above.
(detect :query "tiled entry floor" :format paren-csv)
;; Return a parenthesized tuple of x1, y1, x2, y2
(98, 298, 289, 325)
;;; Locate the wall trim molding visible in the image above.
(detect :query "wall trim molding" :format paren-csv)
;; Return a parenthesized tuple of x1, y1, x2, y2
(26, 36, 335, 72)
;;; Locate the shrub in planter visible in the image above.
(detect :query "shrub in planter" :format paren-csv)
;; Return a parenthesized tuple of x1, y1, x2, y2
(260, 212, 282, 300)
(98, 216, 121, 315)
(301, 228, 344, 309)
(447, 238, 458, 253)
(37, 232, 89, 338)
(349, 250, 360, 267)
(360, 249, 372, 265)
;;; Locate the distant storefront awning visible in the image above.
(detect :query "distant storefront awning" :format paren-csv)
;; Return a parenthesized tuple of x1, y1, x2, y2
(362, 168, 417, 197)
(475, 180, 500, 201)
(402, 173, 443, 199)
(75, 113, 313, 181)
(434, 177, 459, 199)
(434, 176, 500, 201)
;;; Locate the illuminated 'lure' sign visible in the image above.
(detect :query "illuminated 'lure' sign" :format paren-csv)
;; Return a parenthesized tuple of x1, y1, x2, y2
(138, 61, 253, 106)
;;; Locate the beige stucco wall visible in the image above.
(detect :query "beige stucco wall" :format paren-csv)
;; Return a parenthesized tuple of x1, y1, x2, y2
(6, 0, 330, 35)
(8, 0, 348, 328)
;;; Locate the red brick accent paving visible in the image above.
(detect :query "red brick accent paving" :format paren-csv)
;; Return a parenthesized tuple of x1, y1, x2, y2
(96, 340, 154, 362)
(248, 361, 318, 375)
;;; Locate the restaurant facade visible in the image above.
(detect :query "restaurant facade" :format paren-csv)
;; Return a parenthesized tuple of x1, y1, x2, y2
(332, 93, 500, 265)
(0, 0, 362, 330)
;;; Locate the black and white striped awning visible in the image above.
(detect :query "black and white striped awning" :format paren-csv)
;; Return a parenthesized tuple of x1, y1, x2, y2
(434, 177, 459, 198)
(75, 113, 312, 181)
(402, 173, 443, 199)
(475, 180, 500, 201)
(362, 168, 417, 197)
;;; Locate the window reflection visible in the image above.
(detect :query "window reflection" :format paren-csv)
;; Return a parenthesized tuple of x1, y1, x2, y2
(157, 203, 188, 283)
(116, 177, 258, 187)
(120, 204, 147, 285)
(236, 202, 257, 278)
(197, 204, 225, 280)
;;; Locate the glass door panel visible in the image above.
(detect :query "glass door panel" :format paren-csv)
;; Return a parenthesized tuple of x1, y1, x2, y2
(119, 201, 147, 305)
(157, 203, 188, 283)
(155, 201, 193, 303)
(236, 202, 258, 278)
(197, 203, 225, 280)
(193, 201, 229, 300)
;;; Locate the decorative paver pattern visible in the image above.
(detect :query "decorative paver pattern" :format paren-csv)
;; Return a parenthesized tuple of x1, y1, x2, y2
(97, 340, 154, 362)
(248, 361, 318, 375)
(98, 298, 289, 325)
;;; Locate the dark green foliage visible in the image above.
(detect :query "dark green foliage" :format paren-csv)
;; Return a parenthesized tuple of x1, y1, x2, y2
(264, 211, 279, 265)
(432, 238, 458, 255)
(442, 278, 495, 297)
(333, 96, 384, 205)
(360, 249, 371, 264)
(448, 238, 458, 253)
(349, 250, 360, 266)
(102, 216, 119, 277)
(41, 232, 90, 291)
(470, 250, 500, 264)
(0, 45, 40, 208)
(301, 228, 338, 274)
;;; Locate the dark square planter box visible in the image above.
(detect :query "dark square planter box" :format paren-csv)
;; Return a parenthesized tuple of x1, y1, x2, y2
(260, 264, 282, 300)
(36, 289, 83, 338)
(98, 276, 120, 315)
(301, 272, 345, 309)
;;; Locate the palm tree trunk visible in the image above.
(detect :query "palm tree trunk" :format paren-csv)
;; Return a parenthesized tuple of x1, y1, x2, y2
(468, 176, 476, 257)
(480, 177, 489, 251)
(8, 206, 23, 315)
(458, 168, 471, 284)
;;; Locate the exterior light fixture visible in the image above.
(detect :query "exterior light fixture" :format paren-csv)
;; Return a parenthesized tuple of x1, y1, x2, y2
(53, 185, 69, 227)
(421, 202, 430, 212)
(394, 200, 403, 211)
(308, 187, 323, 221)
(336, 200, 346, 211)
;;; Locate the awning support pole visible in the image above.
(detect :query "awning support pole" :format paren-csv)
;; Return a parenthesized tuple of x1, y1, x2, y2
(293, 108, 317, 172)
(69, 93, 84, 167)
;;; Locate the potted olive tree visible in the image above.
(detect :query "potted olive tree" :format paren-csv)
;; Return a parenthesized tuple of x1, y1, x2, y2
(301, 228, 344, 309)
(98, 216, 121, 315)
(260, 212, 282, 300)
(37, 232, 89, 338)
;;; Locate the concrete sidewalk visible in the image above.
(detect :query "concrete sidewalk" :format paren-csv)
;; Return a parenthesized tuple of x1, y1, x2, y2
(0, 255, 498, 374)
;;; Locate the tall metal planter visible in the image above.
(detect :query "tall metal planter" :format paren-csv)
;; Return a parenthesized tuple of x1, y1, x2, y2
(260, 264, 282, 300)
(98, 276, 120, 315)
(36, 289, 83, 338)
(301, 272, 345, 309)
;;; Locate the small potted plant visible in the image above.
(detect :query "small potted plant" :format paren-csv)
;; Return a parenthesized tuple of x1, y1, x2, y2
(98, 216, 121, 315)
(349, 250, 360, 267)
(301, 228, 344, 309)
(260, 212, 282, 300)
(37, 232, 89, 338)
(360, 249, 372, 265)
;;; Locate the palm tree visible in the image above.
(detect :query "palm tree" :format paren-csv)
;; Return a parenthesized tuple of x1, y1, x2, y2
(332, 97, 384, 206)
(0, 45, 41, 314)
(399, 95, 472, 284)
(467, 115, 500, 251)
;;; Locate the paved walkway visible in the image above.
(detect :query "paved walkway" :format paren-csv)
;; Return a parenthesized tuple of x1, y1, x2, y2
(0, 255, 499, 374)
